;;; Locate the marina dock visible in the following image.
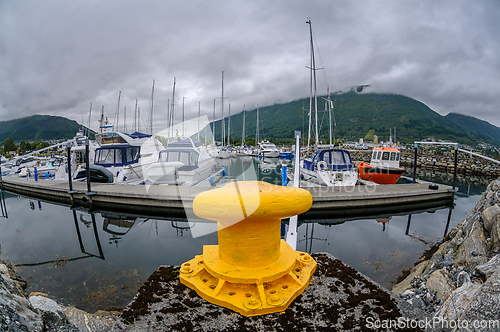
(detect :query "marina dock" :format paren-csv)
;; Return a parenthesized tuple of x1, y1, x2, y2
(0, 177, 454, 220)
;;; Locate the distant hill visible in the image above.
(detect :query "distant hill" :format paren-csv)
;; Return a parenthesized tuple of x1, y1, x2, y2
(0, 115, 82, 144)
(220, 92, 498, 147)
(445, 113, 500, 146)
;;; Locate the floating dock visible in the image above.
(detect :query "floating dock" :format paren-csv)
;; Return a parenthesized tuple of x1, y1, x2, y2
(0, 177, 454, 220)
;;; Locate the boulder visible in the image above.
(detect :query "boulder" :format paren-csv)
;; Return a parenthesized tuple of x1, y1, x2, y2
(454, 221, 488, 269)
(490, 215, 500, 249)
(482, 204, 500, 232)
(426, 269, 454, 302)
(475, 254, 500, 280)
(392, 260, 428, 295)
(436, 269, 500, 331)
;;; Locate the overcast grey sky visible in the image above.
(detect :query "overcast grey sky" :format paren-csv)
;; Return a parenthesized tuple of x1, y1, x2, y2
(1, 0, 499, 134)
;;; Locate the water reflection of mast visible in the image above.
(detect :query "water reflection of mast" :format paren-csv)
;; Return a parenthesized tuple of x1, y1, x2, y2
(0, 191, 7, 218)
(16, 210, 104, 267)
(298, 223, 327, 254)
(171, 221, 193, 236)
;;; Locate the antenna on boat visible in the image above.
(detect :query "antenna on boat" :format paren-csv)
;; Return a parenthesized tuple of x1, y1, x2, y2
(228, 104, 231, 145)
(100, 106, 105, 134)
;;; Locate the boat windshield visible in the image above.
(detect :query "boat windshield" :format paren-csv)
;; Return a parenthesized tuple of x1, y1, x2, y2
(159, 150, 199, 166)
(261, 144, 276, 149)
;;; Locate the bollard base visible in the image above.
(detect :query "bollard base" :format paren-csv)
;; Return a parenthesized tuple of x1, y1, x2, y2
(179, 240, 316, 317)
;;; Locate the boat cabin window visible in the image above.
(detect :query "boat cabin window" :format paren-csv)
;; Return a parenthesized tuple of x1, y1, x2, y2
(382, 152, 390, 160)
(160, 150, 199, 165)
(372, 151, 378, 160)
(377, 151, 382, 159)
(95, 146, 140, 167)
(390, 152, 397, 161)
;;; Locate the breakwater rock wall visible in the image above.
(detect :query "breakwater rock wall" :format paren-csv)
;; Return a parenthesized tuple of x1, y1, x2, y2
(0, 259, 117, 331)
(392, 177, 500, 330)
(351, 150, 500, 178)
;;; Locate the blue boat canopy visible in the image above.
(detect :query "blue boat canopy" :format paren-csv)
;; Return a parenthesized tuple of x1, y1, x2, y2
(303, 149, 355, 171)
(128, 132, 152, 139)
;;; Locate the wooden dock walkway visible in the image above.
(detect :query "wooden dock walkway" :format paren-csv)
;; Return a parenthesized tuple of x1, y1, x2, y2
(0, 177, 454, 220)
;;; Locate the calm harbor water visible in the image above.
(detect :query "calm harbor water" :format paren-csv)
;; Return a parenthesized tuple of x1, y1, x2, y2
(0, 156, 491, 313)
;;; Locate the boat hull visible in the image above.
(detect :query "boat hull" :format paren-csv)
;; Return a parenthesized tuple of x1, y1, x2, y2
(357, 162, 404, 185)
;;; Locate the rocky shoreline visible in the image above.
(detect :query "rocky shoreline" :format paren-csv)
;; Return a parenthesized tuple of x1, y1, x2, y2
(0, 260, 118, 331)
(392, 177, 500, 331)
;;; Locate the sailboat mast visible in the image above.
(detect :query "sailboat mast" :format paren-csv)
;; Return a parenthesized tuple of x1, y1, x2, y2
(256, 106, 260, 144)
(221, 71, 225, 147)
(327, 86, 332, 147)
(228, 104, 231, 145)
(198, 102, 201, 142)
(171, 77, 176, 138)
(149, 80, 155, 136)
(212, 99, 216, 144)
(182, 97, 185, 137)
(134, 99, 138, 132)
(87, 103, 92, 136)
(115, 91, 121, 132)
(124, 106, 127, 133)
(242, 105, 246, 144)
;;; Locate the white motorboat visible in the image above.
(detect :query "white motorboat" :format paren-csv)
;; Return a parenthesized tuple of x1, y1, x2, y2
(257, 140, 280, 158)
(87, 130, 163, 183)
(145, 138, 218, 186)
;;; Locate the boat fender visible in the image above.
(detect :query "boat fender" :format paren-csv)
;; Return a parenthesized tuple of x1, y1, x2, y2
(428, 184, 439, 190)
(317, 161, 328, 171)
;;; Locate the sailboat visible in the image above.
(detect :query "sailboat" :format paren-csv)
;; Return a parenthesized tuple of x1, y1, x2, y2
(299, 20, 358, 187)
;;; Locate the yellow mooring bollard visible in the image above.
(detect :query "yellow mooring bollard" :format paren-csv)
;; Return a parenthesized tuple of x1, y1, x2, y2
(179, 181, 316, 316)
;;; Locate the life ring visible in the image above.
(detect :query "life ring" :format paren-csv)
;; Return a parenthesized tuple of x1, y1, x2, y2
(317, 161, 328, 171)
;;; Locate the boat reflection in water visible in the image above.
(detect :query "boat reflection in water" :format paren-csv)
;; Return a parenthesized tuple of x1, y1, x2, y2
(0, 164, 487, 312)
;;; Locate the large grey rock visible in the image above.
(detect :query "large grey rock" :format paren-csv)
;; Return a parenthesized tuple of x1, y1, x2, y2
(436, 269, 500, 331)
(426, 269, 454, 302)
(454, 221, 488, 269)
(482, 204, 500, 232)
(63, 307, 117, 332)
(1, 262, 44, 332)
(490, 215, 500, 249)
(392, 260, 428, 295)
(475, 254, 500, 280)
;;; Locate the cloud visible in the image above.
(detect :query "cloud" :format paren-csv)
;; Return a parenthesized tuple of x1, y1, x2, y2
(1, 0, 499, 132)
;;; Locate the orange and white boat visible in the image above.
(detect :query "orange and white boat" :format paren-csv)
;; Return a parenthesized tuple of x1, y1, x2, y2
(357, 146, 404, 184)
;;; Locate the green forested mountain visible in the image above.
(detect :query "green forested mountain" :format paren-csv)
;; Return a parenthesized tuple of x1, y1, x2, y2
(3, 94, 499, 148)
(0, 115, 82, 144)
(218, 92, 498, 146)
(445, 113, 500, 146)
